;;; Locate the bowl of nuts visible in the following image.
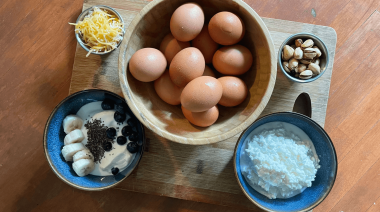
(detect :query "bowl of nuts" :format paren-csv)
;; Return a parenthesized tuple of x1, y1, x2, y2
(278, 33, 329, 83)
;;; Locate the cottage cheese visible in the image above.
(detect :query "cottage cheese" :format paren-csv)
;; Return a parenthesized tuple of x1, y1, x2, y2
(240, 122, 320, 199)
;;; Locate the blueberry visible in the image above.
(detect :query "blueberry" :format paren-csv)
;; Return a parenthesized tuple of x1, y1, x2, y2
(121, 126, 134, 137)
(117, 136, 127, 145)
(127, 142, 139, 153)
(114, 111, 126, 123)
(129, 131, 138, 142)
(103, 142, 112, 152)
(111, 167, 119, 175)
(106, 127, 116, 139)
(115, 104, 127, 114)
(101, 100, 114, 110)
(127, 118, 138, 128)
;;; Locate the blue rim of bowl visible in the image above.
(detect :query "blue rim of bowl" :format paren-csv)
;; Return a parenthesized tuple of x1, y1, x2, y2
(278, 33, 329, 83)
(233, 112, 337, 211)
(74, 5, 125, 55)
(43, 89, 145, 191)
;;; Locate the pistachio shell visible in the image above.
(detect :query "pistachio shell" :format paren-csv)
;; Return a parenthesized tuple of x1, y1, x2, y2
(313, 58, 320, 65)
(313, 46, 322, 57)
(282, 61, 291, 73)
(299, 70, 313, 79)
(288, 58, 299, 70)
(304, 52, 317, 59)
(298, 64, 307, 73)
(308, 63, 321, 75)
(294, 47, 303, 59)
(282, 45, 294, 60)
(300, 59, 312, 64)
(301, 39, 314, 48)
(295, 39, 303, 47)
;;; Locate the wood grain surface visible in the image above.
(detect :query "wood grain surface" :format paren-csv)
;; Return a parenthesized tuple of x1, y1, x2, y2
(1, 0, 380, 211)
(68, 0, 337, 210)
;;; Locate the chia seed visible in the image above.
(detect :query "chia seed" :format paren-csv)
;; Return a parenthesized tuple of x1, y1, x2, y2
(84, 119, 114, 163)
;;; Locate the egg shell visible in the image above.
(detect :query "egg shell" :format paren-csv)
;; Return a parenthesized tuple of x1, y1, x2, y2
(182, 105, 219, 127)
(208, 12, 245, 45)
(159, 33, 191, 64)
(129, 48, 167, 82)
(170, 3, 204, 42)
(203, 65, 216, 78)
(218, 76, 248, 107)
(154, 70, 184, 105)
(213, 44, 253, 75)
(192, 25, 219, 64)
(181, 76, 222, 112)
(169, 47, 205, 87)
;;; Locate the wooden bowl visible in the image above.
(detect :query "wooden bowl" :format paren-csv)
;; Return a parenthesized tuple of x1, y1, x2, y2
(118, 0, 276, 145)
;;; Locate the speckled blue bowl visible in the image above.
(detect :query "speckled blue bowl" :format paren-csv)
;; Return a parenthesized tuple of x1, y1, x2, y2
(43, 89, 145, 191)
(234, 112, 337, 212)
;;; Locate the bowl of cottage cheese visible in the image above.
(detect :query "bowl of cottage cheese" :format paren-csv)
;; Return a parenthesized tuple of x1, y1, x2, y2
(234, 112, 337, 212)
(44, 89, 145, 190)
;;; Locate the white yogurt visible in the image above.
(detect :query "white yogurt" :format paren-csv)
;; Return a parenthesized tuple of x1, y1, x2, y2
(76, 101, 135, 176)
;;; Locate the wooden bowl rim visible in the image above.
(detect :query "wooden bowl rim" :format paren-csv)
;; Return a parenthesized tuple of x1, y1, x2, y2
(118, 0, 277, 145)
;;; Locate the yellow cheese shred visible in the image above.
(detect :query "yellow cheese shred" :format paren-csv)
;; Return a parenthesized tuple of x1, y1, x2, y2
(69, 7, 123, 57)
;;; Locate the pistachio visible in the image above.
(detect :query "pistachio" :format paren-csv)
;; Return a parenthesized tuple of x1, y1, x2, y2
(295, 39, 303, 47)
(313, 45, 322, 57)
(308, 63, 321, 75)
(282, 45, 294, 60)
(294, 47, 303, 59)
(299, 70, 313, 79)
(303, 52, 317, 59)
(282, 61, 291, 73)
(313, 58, 320, 65)
(301, 39, 314, 48)
(298, 64, 307, 73)
(300, 59, 312, 64)
(288, 58, 299, 70)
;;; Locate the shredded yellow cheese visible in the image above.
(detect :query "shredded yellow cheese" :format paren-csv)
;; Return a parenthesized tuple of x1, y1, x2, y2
(70, 7, 123, 57)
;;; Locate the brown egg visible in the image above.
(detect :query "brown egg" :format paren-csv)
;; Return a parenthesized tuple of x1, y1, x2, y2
(182, 105, 219, 127)
(203, 65, 216, 77)
(213, 45, 253, 75)
(208, 12, 245, 45)
(170, 3, 204, 42)
(218, 76, 248, 107)
(129, 48, 167, 82)
(192, 25, 219, 63)
(181, 76, 222, 112)
(159, 33, 191, 64)
(154, 70, 183, 105)
(169, 47, 205, 87)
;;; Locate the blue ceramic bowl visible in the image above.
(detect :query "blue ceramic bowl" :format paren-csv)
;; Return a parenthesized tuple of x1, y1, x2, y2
(43, 89, 145, 191)
(234, 112, 337, 212)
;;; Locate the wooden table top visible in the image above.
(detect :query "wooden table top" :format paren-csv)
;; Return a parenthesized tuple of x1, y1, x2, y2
(1, 0, 380, 211)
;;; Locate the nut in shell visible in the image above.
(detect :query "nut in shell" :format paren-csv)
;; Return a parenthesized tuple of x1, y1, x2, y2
(298, 64, 307, 73)
(304, 52, 317, 59)
(299, 70, 313, 79)
(283, 45, 294, 60)
(288, 58, 299, 70)
(312, 58, 320, 65)
(301, 39, 314, 48)
(295, 39, 303, 47)
(282, 61, 291, 73)
(294, 47, 303, 59)
(308, 63, 321, 75)
(300, 59, 312, 64)
(313, 46, 322, 57)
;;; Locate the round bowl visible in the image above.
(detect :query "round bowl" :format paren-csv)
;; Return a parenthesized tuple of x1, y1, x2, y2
(43, 89, 145, 191)
(75, 5, 125, 56)
(234, 112, 337, 212)
(118, 0, 276, 145)
(278, 33, 329, 83)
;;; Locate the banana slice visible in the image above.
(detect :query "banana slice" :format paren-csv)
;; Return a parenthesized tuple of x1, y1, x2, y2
(64, 129, 85, 145)
(72, 159, 95, 177)
(73, 149, 94, 162)
(61, 143, 86, 162)
(63, 115, 83, 134)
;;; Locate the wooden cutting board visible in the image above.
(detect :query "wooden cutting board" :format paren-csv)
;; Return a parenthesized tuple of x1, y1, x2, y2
(69, 0, 337, 210)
